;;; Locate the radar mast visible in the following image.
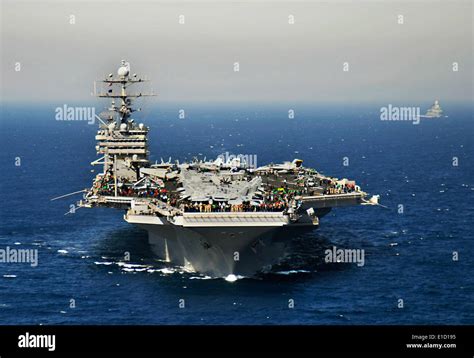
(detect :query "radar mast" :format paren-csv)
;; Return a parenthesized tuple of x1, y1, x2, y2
(94, 60, 155, 123)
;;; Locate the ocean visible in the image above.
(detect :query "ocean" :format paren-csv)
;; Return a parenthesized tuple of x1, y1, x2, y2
(0, 102, 473, 324)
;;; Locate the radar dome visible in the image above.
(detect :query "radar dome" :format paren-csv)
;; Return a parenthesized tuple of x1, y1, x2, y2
(117, 66, 129, 77)
(138, 123, 144, 130)
(119, 123, 127, 131)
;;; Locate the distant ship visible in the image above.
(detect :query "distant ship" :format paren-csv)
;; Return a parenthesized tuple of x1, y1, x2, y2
(421, 100, 444, 118)
(71, 61, 379, 278)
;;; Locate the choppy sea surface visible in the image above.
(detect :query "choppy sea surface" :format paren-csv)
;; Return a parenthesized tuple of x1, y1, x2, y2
(0, 102, 473, 324)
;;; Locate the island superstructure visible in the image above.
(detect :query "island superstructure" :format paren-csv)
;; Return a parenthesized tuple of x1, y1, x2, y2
(77, 61, 379, 277)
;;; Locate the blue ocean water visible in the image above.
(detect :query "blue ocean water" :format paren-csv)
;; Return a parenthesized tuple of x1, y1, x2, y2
(0, 102, 473, 324)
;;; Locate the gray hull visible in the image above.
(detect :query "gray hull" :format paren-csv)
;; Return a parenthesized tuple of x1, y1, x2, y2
(134, 208, 331, 277)
(138, 223, 294, 277)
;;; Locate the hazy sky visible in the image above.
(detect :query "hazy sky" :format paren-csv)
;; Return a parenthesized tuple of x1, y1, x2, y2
(1, 0, 472, 103)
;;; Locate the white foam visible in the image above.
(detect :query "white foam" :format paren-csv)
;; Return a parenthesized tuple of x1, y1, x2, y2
(274, 270, 310, 275)
(145, 267, 177, 275)
(225, 274, 238, 282)
(122, 267, 148, 272)
(117, 262, 149, 268)
(157, 268, 176, 274)
(145, 268, 159, 273)
(94, 261, 113, 266)
(57, 249, 68, 254)
(190, 275, 213, 280)
(224, 274, 245, 282)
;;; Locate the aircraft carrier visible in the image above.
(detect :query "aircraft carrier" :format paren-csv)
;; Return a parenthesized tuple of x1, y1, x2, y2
(75, 61, 379, 278)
